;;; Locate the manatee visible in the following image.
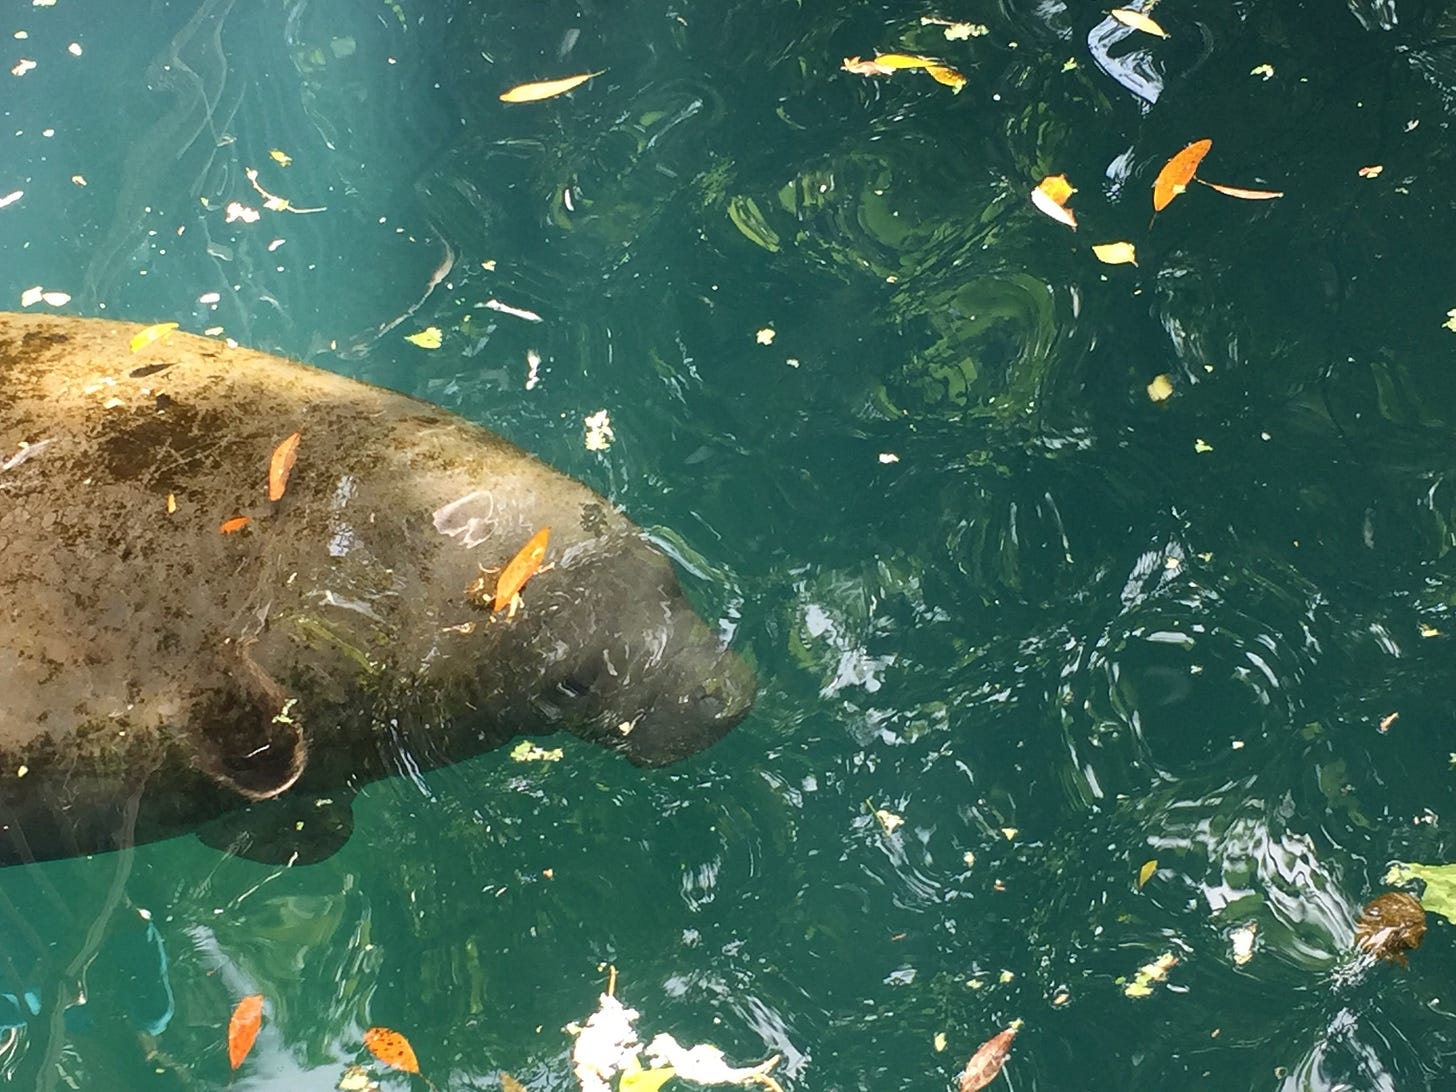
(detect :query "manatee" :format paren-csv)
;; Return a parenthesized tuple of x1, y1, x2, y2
(0, 312, 755, 866)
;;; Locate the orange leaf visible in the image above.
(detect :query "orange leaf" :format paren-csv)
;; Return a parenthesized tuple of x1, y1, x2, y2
(268, 431, 301, 502)
(1152, 138, 1212, 211)
(220, 515, 251, 534)
(364, 1027, 422, 1075)
(495, 528, 551, 612)
(1199, 180, 1284, 201)
(959, 1020, 1022, 1092)
(227, 994, 264, 1071)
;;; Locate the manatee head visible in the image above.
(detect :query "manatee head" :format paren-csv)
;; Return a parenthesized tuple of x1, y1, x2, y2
(497, 533, 756, 767)
(420, 492, 757, 768)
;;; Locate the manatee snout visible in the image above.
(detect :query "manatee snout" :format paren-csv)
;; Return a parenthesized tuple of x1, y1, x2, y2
(618, 638, 757, 767)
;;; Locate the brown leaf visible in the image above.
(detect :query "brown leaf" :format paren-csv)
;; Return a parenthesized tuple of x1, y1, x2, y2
(959, 1020, 1021, 1092)
(363, 1027, 422, 1075)
(1153, 138, 1212, 211)
(227, 994, 264, 1071)
(501, 1074, 529, 1092)
(1355, 892, 1426, 966)
(268, 431, 301, 502)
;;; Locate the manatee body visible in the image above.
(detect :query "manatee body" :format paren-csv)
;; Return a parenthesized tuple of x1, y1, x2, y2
(0, 313, 754, 865)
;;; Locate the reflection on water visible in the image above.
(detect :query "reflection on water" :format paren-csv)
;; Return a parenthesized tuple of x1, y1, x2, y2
(7, 0, 1456, 1087)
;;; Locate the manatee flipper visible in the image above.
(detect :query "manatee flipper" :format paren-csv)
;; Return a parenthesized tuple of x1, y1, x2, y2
(195, 794, 355, 865)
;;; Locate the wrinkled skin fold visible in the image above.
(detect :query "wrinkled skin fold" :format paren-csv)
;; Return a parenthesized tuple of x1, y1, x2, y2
(0, 313, 755, 865)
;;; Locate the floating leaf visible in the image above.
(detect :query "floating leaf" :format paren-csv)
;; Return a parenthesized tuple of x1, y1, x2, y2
(925, 64, 966, 92)
(495, 528, 551, 612)
(220, 516, 251, 534)
(959, 1020, 1022, 1092)
(1146, 374, 1174, 402)
(1137, 859, 1157, 887)
(227, 994, 264, 1070)
(1358, 164, 1383, 178)
(269, 148, 292, 166)
(129, 322, 179, 353)
(870, 53, 937, 70)
(499, 71, 603, 103)
(1123, 952, 1177, 997)
(1092, 241, 1138, 266)
(841, 56, 894, 76)
(1199, 180, 1284, 202)
(1355, 891, 1426, 965)
(619, 1059, 676, 1092)
(405, 326, 442, 349)
(268, 431, 301, 502)
(1384, 862, 1456, 924)
(1229, 921, 1257, 965)
(1031, 174, 1077, 230)
(500, 1075, 527, 1092)
(1110, 8, 1169, 38)
(363, 1027, 422, 1076)
(1153, 139, 1212, 211)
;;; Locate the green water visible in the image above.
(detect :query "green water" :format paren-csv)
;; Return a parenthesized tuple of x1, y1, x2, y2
(4, 0, 1456, 1088)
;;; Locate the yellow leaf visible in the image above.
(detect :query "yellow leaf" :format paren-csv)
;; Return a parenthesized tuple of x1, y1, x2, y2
(1137, 859, 1157, 888)
(1146, 374, 1174, 402)
(619, 1060, 676, 1092)
(1201, 181, 1284, 201)
(1444, 309, 1456, 333)
(870, 53, 936, 70)
(405, 326, 442, 349)
(269, 148, 292, 166)
(925, 64, 966, 92)
(1110, 8, 1169, 37)
(1092, 241, 1138, 266)
(129, 321, 179, 352)
(499, 71, 604, 103)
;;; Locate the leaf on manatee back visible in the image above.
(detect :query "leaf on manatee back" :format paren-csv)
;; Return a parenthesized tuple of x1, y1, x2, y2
(1031, 175, 1078, 230)
(495, 528, 551, 612)
(363, 1027, 422, 1075)
(1110, 8, 1169, 38)
(268, 431, 301, 502)
(220, 515, 251, 534)
(1153, 139, 1212, 211)
(958, 1020, 1022, 1092)
(499, 71, 604, 103)
(1200, 181, 1284, 202)
(227, 993, 264, 1070)
(500, 1074, 528, 1092)
(129, 321, 179, 353)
